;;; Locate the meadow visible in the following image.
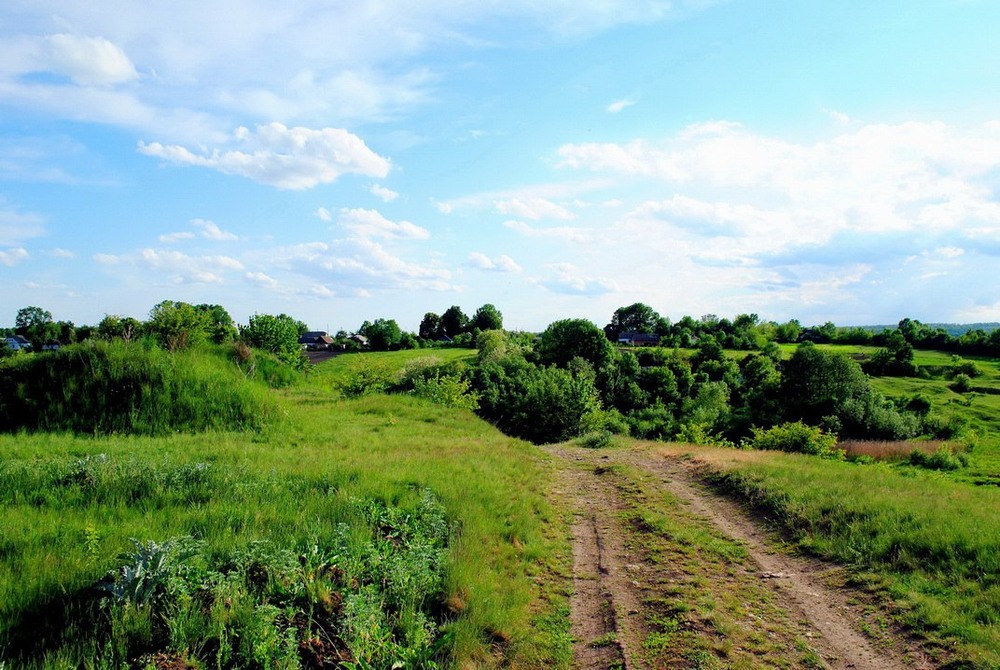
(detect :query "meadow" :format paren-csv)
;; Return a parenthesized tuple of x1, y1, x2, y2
(2, 339, 999, 668)
(0, 345, 568, 668)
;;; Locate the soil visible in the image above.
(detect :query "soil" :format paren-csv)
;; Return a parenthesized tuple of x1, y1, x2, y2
(548, 443, 940, 670)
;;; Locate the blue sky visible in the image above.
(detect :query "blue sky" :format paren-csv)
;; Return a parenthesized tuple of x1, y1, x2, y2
(2, 1, 999, 332)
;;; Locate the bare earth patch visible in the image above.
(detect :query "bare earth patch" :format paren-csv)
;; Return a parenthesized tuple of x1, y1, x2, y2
(548, 443, 938, 669)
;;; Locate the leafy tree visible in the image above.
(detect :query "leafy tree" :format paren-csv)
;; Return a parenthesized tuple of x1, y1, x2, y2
(14, 306, 56, 347)
(604, 302, 663, 340)
(361, 318, 403, 351)
(195, 304, 238, 343)
(241, 313, 304, 367)
(147, 301, 211, 351)
(419, 312, 443, 340)
(440, 306, 469, 337)
(536, 318, 614, 370)
(97, 315, 142, 342)
(772, 319, 801, 343)
(471, 304, 503, 332)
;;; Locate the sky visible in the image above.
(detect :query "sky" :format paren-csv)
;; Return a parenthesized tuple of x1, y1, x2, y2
(1, 1, 999, 333)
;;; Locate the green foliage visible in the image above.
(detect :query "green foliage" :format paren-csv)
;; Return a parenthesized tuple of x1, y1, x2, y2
(0, 341, 277, 435)
(952, 373, 973, 393)
(360, 318, 404, 351)
(746, 421, 841, 457)
(146, 300, 212, 351)
(909, 445, 969, 471)
(603, 302, 666, 341)
(471, 303, 503, 332)
(440, 306, 469, 338)
(411, 373, 480, 410)
(536, 318, 614, 370)
(97, 314, 142, 342)
(334, 357, 399, 398)
(241, 313, 305, 368)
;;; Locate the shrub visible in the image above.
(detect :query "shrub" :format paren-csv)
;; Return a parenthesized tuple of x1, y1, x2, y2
(747, 421, 841, 458)
(952, 373, 973, 393)
(909, 445, 968, 471)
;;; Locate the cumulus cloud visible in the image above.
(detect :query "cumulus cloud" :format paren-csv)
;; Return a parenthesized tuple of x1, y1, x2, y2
(606, 98, 635, 114)
(503, 219, 593, 243)
(246, 271, 278, 288)
(0, 248, 29, 266)
(469, 251, 522, 273)
(537, 263, 617, 296)
(494, 196, 576, 220)
(96, 248, 245, 285)
(263, 237, 455, 293)
(370, 184, 399, 202)
(336, 208, 429, 239)
(42, 34, 139, 86)
(315, 207, 334, 222)
(138, 123, 391, 190)
(192, 218, 238, 240)
(0, 204, 45, 245)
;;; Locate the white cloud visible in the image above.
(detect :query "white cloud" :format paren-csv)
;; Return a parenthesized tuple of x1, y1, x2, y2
(606, 98, 635, 114)
(246, 271, 278, 289)
(0, 248, 29, 266)
(336, 208, 430, 240)
(315, 207, 334, 222)
(138, 123, 391, 190)
(370, 184, 399, 202)
(159, 231, 195, 243)
(96, 248, 246, 285)
(42, 34, 139, 86)
(48, 248, 76, 258)
(503, 219, 593, 243)
(494, 196, 576, 220)
(192, 218, 238, 241)
(0, 204, 45, 245)
(537, 262, 617, 296)
(469, 251, 522, 273)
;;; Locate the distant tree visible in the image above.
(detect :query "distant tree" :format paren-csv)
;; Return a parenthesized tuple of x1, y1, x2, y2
(14, 306, 56, 347)
(196, 304, 238, 343)
(471, 304, 503, 332)
(537, 318, 615, 370)
(440, 306, 469, 337)
(361, 318, 404, 351)
(241, 313, 304, 367)
(147, 300, 211, 351)
(604, 302, 662, 341)
(419, 312, 443, 340)
(97, 314, 142, 342)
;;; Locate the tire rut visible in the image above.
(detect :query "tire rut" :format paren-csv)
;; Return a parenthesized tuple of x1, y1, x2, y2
(551, 444, 937, 670)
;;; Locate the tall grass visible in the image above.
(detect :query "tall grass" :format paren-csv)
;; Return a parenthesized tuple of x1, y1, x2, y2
(0, 354, 566, 668)
(0, 341, 278, 434)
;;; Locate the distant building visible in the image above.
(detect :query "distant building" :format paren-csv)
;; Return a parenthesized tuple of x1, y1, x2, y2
(4, 335, 31, 351)
(298, 331, 335, 351)
(617, 332, 661, 346)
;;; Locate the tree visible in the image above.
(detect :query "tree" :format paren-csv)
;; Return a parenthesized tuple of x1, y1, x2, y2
(97, 315, 142, 342)
(419, 312, 443, 340)
(604, 302, 662, 341)
(440, 306, 469, 337)
(241, 313, 304, 367)
(14, 306, 56, 347)
(15, 306, 52, 334)
(471, 304, 503, 332)
(147, 301, 211, 351)
(536, 318, 615, 371)
(361, 318, 403, 351)
(195, 304, 237, 343)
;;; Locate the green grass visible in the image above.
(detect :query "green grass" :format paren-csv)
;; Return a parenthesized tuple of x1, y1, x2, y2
(0, 348, 568, 669)
(677, 445, 1000, 668)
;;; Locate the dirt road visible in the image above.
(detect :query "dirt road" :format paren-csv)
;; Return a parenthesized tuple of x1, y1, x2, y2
(548, 444, 937, 670)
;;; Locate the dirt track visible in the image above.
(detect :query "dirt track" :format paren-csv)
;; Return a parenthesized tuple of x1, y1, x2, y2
(549, 444, 937, 670)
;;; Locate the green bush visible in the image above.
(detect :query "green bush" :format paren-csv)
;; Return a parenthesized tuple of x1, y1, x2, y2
(952, 373, 973, 393)
(909, 445, 968, 471)
(747, 421, 841, 458)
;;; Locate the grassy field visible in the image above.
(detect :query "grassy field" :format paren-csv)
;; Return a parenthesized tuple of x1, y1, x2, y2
(657, 443, 1000, 668)
(0, 345, 569, 668)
